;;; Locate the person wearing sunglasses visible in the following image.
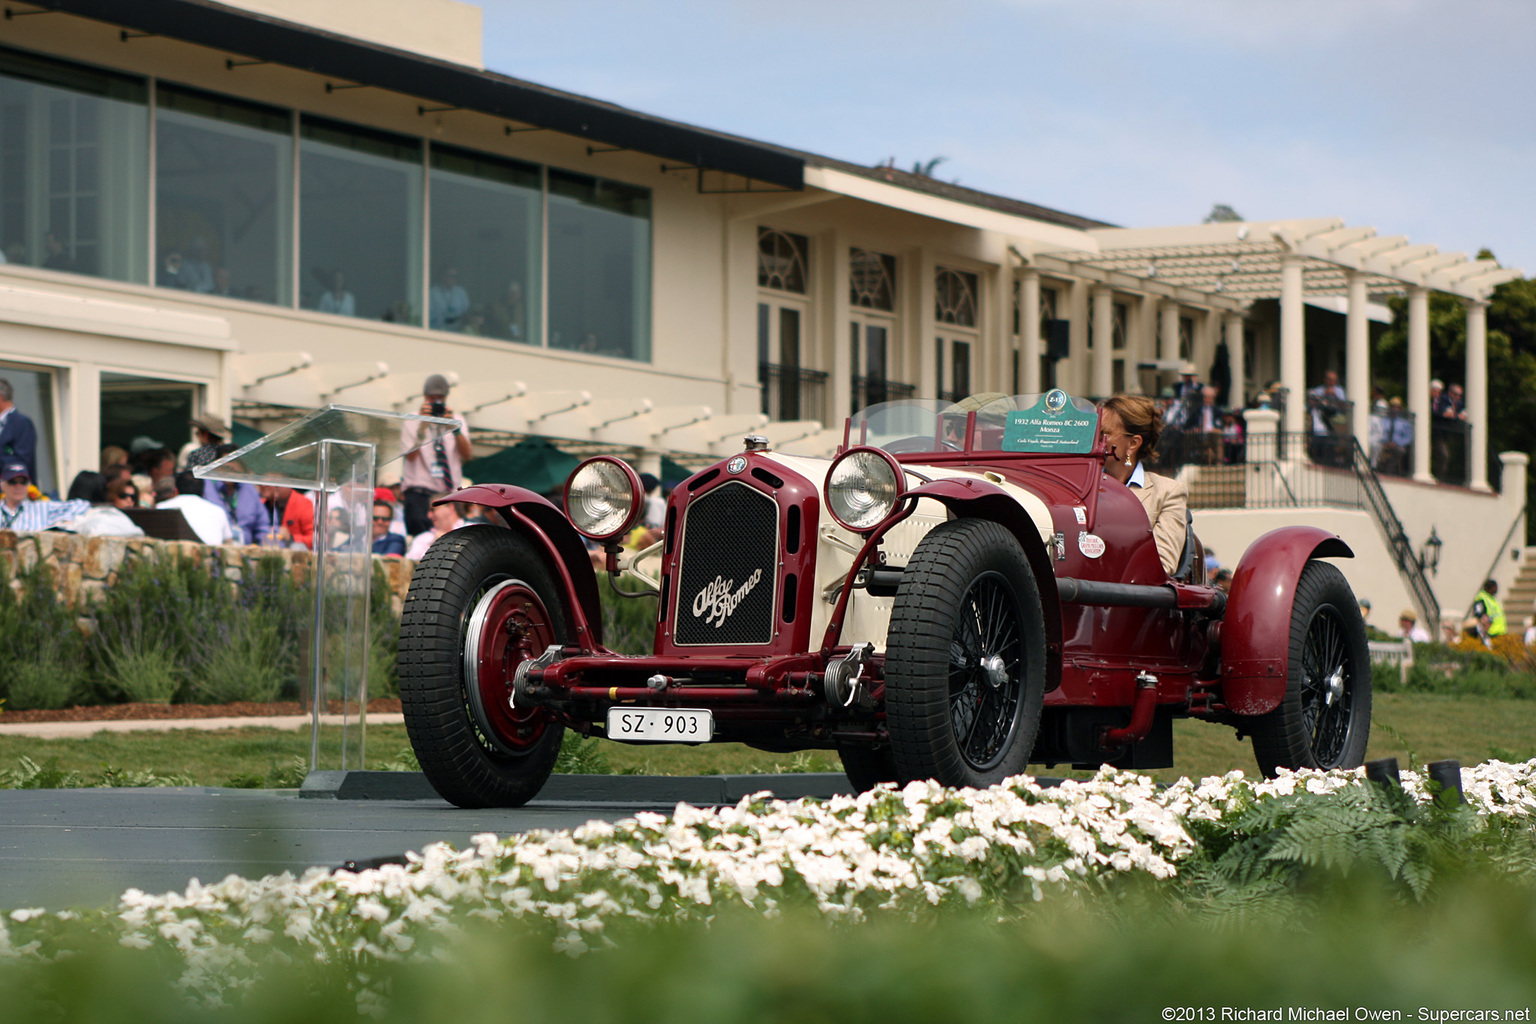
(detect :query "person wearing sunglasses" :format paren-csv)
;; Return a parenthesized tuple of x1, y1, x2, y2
(371, 500, 406, 557)
(0, 459, 88, 533)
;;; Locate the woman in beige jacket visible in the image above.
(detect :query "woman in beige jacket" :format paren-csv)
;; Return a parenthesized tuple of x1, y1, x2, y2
(1098, 394, 1188, 577)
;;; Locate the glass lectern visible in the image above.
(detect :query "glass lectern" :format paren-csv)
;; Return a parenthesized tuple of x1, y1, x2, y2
(196, 405, 457, 771)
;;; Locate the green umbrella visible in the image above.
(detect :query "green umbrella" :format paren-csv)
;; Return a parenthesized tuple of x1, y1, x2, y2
(462, 437, 581, 497)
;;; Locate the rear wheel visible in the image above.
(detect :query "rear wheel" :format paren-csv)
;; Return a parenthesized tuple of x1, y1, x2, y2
(1250, 560, 1371, 776)
(399, 526, 567, 807)
(884, 519, 1046, 789)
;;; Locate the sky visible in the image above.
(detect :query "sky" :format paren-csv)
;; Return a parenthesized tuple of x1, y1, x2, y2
(478, 0, 1536, 275)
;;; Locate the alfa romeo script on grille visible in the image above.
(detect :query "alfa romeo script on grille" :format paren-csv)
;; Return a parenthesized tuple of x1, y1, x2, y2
(692, 569, 764, 627)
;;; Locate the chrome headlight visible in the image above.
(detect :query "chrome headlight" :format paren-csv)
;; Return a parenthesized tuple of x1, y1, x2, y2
(565, 457, 642, 541)
(825, 447, 904, 532)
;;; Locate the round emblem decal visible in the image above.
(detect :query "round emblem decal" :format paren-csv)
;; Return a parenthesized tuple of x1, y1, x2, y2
(1044, 388, 1069, 414)
(1077, 532, 1105, 558)
(727, 456, 747, 474)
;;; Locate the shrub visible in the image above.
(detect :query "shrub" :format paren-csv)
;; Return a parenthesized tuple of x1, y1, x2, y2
(102, 635, 182, 704)
(599, 573, 658, 655)
(0, 559, 86, 710)
(187, 615, 290, 704)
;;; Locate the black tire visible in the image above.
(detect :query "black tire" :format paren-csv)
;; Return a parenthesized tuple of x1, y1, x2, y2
(837, 742, 898, 793)
(884, 519, 1047, 788)
(398, 526, 567, 807)
(1250, 560, 1372, 777)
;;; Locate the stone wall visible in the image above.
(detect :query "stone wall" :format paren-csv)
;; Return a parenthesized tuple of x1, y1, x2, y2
(0, 531, 416, 611)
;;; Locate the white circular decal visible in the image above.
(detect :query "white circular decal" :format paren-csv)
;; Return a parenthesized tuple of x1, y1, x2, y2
(727, 456, 747, 474)
(1077, 532, 1105, 558)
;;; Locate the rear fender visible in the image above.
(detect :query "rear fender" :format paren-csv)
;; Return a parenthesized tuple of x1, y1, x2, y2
(436, 484, 605, 649)
(904, 479, 1063, 690)
(1220, 526, 1353, 715)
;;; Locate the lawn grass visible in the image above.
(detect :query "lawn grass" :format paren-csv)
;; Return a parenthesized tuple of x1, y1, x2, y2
(0, 690, 1529, 788)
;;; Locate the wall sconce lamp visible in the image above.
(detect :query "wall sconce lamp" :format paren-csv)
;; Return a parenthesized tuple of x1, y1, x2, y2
(1419, 527, 1443, 576)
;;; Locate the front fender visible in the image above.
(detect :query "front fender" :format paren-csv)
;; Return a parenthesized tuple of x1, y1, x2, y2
(1220, 526, 1353, 716)
(904, 479, 1063, 691)
(436, 484, 604, 648)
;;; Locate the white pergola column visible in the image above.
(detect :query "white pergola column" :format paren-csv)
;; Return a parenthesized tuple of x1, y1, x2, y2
(1019, 268, 1041, 394)
(1465, 298, 1490, 491)
(1346, 270, 1371, 449)
(1092, 284, 1114, 398)
(1224, 313, 1245, 407)
(1279, 253, 1306, 435)
(1159, 299, 1180, 363)
(1407, 285, 1433, 483)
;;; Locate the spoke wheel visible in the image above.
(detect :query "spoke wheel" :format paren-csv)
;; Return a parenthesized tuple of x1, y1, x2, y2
(1251, 560, 1371, 776)
(885, 519, 1045, 788)
(399, 526, 567, 807)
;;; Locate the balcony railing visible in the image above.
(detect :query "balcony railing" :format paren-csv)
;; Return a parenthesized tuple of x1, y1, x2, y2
(1368, 409, 1416, 480)
(759, 363, 829, 424)
(851, 376, 916, 413)
(1431, 418, 1470, 487)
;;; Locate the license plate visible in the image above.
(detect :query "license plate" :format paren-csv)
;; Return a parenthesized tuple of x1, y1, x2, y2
(605, 707, 713, 743)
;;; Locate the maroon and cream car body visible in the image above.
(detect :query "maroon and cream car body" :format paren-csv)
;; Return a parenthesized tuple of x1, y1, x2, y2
(398, 391, 1371, 807)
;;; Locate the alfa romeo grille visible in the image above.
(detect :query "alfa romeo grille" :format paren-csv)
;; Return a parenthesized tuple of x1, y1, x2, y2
(674, 482, 778, 646)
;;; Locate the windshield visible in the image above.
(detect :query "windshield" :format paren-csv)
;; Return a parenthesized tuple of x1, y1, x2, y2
(845, 391, 1101, 455)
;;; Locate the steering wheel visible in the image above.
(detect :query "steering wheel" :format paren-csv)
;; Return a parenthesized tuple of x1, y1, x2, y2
(882, 436, 962, 454)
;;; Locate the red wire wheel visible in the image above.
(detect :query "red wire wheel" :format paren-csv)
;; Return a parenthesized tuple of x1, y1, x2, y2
(463, 578, 557, 754)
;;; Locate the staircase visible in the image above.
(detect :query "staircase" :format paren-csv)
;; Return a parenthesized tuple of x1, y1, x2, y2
(1185, 465, 1247, 509)
(1503, 548, 1536, 626)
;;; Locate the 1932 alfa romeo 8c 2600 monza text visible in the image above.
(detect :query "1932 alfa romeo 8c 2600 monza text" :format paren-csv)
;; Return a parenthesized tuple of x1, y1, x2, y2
(398, 391, 1371, 807)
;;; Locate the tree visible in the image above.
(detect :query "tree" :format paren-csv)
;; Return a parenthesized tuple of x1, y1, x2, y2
(1374, 250, 1536, 539)
(1204, 204, 1243, 223)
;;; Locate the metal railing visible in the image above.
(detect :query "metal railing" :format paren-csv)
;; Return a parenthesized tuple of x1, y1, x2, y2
(851, 376, 916, 413)
(1349, 435, 1439, 629)
(1431, 418, 1471, 487)
(759, 363, 829, 424)
(1172, 431, 1439, 627)
(1367, 409, 1416, 480)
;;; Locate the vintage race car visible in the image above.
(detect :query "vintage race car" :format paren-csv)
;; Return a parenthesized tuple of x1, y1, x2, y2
(398, 391, 1371, 807)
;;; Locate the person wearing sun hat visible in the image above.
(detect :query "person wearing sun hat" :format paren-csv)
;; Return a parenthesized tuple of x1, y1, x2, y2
(186, 411, 231, 470)
(1397, 608, 1431, 643)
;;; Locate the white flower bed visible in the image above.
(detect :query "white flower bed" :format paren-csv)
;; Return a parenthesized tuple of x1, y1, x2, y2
(2, 761, 1534, 1006)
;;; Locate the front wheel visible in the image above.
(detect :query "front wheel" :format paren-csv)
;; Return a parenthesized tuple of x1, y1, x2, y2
(884, 519, 1046, 789)
(398, 526, 567, 807)
(1250, 560, 1371, 776)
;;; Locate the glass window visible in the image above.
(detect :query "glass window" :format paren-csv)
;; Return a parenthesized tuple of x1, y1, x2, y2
(548, 169, 650, 360)
(0, 46, 148, 282)
(849, 248, 895, 310)
(299, 116, 422, 324)
(0, 364, 57, 497)
(155, 84, 292, 305)
(758, 227, 807, 293)
(428, 144, 540, 341)
(935, 268, 978, 326)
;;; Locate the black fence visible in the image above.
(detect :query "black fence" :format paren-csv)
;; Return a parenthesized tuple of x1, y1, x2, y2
(1367, 409, 1416, 479)
(1431, 418, 1470, 487)
(759, 363, 829, 424)
(851, 376, 916, 413)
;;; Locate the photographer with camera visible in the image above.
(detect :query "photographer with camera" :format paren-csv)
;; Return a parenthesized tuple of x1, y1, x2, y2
(400, 373, 472, 538)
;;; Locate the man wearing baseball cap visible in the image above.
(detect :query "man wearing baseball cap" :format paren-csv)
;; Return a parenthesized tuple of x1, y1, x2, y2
(400, 373, 471, 536)
(0, 458, 87, 533)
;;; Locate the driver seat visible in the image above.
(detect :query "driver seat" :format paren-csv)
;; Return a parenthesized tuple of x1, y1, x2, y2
(1172, 509, 1203, 583)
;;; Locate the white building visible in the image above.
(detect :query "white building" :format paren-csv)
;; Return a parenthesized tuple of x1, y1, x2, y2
(0, 0, 1525, 628)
